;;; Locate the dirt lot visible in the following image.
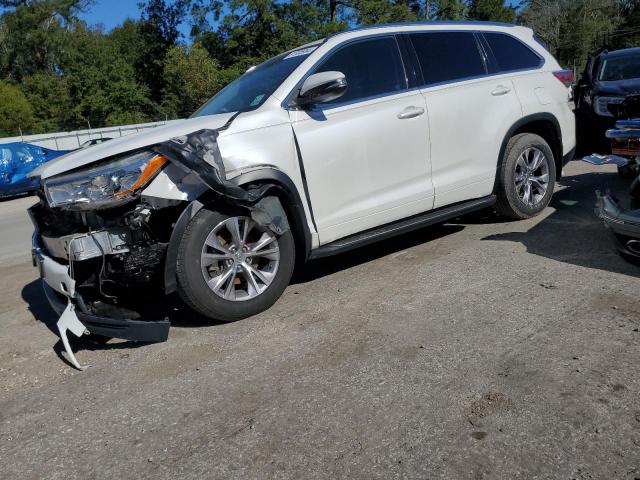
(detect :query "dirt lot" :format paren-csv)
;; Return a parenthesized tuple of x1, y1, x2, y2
(1, 161, 639, 479)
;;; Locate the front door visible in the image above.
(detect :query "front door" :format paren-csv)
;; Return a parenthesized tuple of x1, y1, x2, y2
(290, 36, 434, 245)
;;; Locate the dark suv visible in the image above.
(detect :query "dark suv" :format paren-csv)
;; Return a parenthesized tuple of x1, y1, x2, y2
(575, 47, 640, 151)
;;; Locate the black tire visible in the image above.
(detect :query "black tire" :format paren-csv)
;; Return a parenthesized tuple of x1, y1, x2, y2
(176, 207, 295, 322)
(495, 133, 556, 219)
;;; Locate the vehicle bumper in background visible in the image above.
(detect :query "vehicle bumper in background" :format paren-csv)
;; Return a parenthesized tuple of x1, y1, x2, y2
(32, 230, 170, 369)
(595, 192, 640, 261)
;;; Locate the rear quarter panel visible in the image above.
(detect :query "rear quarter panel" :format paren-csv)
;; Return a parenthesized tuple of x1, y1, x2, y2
(511, 70, 577, 156)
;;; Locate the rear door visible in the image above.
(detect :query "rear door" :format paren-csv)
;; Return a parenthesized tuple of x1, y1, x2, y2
(408, 31, 524, 208)
(480, 32, 575, 156)
(290, 36, 433, 245)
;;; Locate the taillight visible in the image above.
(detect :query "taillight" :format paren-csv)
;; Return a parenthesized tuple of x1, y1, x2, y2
(553, 69, 574, 87)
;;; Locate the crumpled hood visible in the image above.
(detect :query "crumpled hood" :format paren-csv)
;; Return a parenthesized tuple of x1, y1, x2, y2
(30, 113, 237, 180)
(595, 79, 640, 97)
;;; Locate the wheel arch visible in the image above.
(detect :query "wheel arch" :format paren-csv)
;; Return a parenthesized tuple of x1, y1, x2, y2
(231, 168, 313, 266)
(494, 113, 564, 193)
(163, 168, 312, 294)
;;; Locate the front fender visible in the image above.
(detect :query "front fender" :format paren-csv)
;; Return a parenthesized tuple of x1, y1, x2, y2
(163, 167, 313, 294)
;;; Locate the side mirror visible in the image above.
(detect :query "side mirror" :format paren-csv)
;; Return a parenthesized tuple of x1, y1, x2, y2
(294, 71, 347, 108)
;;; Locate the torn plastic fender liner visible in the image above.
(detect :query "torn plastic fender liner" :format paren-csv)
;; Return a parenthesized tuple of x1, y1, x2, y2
(152, 128, 291, 235)
(250, 196, 290, 235)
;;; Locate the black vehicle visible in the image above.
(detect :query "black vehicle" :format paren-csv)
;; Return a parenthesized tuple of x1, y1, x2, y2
(575, 47, 640, 153)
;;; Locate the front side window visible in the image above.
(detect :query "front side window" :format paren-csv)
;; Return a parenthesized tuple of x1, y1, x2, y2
(483, 33, 542, 72)
(598, 54, 640, 82)
(410, 32, 486, 86)
(313, 37, 407, 105)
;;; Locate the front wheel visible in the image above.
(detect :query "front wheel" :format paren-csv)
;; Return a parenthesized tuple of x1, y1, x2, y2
(495, 133, 556, 219)
(176, 208, 295, 322)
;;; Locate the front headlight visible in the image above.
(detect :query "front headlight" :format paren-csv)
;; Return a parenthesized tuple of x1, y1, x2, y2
(594, 96, 624, 117)
(44, 150, 168, 210)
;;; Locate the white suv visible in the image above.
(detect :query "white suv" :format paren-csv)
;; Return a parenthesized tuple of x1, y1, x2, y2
(29, 21, 575, 364)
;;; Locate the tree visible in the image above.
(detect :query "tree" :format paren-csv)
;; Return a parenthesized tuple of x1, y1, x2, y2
(433, 0, 466, 19)
(0, 0, 90, 82)
(196, 0, 342, 71)
(608, 0, 640, 48)
(468, 0, 515, 22)
(518, 0, 568, 55)
(137, 0, 190, 103)
(349, 0, 420, 24)
(59, 24, 153, 127)
(518, 0, 621, 72)
(21, 73, 73, 133)
(161, 43, 222, 118)
(0, 80, 34, 136)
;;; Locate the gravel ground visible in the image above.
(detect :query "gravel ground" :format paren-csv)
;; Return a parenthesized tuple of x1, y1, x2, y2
(0, 161, 639, 479)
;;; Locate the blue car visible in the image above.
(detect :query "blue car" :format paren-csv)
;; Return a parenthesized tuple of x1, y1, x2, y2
(0, 143, 71, 197)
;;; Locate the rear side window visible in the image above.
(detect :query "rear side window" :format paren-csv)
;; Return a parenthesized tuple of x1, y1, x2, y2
(314, 37, 407, 104)
(409, 32, 486, 86)
(483, 33, 542, 72)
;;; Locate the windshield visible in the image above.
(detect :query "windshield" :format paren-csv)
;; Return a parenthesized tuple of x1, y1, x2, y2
(192, 46, 318, 117)
(599, 54, 640, 81)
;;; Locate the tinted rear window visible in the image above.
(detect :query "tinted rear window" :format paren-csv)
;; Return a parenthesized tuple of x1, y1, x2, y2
(483, 33, 542, 72)
(409, 32, 486, 86)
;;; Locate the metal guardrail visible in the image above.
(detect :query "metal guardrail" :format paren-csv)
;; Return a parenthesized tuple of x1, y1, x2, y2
(0, 120, 183, 151)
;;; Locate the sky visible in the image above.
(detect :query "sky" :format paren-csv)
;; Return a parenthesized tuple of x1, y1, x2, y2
(78, 0, 193, 38)
(78, 0, 521, 34)
(1, 0, 523, 40)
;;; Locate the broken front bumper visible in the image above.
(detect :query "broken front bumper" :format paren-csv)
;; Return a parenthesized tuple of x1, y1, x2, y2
(32, 231, 170, 368)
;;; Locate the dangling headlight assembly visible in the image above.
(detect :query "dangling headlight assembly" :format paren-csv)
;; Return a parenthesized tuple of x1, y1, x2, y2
(44, 151, 168, 210)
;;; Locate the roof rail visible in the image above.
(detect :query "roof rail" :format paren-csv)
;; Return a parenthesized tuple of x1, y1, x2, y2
(327, 20, 516, 39)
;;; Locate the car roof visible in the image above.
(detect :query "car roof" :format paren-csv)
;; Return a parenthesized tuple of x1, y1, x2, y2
(603, 47, 640, 59)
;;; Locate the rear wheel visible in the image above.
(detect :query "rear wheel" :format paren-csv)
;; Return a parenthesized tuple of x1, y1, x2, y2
(176, 208, 295, 322)
(495, 133, 556, 219)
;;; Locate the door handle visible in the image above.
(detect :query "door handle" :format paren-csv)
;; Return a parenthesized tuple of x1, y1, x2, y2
(397, 106, 425, 119)
(491, 85, 512, 96)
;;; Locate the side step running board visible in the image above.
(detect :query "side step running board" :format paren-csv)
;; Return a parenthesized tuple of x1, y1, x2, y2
(309, 195, 496, 259)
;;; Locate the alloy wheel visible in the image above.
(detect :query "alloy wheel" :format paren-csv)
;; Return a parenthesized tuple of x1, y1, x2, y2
(200, 216, 280, 301)
(514, 147, 550, 207)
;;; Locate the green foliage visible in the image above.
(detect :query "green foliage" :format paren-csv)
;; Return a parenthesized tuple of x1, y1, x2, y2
(519, 0, 623, 72)
(0, 80, 34, 136)
(433, 0, 466, 20)
(21, 73, 73, 133)
(136, 0, 190, 102)
(162, 43, 222, 118)
(349, 0, 420, 25)
(59, 24, 152, 127)
(468, 0, 515, 22)
(1, 0, 640, 136)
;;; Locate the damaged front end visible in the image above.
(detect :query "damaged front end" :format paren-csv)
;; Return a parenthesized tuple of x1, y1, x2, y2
(30, 127, 291, 369)
(30, 152, 179, 368)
